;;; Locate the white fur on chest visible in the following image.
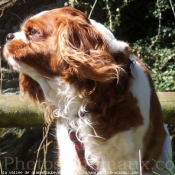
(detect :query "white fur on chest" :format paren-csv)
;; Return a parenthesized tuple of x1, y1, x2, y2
(50, 67, 151, 174)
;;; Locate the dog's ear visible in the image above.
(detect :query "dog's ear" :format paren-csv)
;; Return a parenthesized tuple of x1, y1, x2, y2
(56, 17, 123, 83)
(19, 73, 45, 103)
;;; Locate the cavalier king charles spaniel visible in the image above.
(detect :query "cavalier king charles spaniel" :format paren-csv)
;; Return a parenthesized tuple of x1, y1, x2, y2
(3, 7, 172, 175)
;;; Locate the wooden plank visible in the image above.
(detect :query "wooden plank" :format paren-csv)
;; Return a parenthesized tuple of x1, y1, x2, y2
(157, 92, 175, 124)
(0, 92, 174, 127)
(0, 95, 45, 127)
(157, 92, 175, 102)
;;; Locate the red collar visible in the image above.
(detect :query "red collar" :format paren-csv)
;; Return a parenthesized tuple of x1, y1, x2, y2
(69, 131, 97, 172)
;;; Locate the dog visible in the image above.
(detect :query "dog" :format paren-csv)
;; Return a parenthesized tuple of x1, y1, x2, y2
(3, 7, 172, 175)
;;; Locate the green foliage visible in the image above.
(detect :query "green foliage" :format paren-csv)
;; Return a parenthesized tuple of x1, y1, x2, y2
(65, 0, 175, 92)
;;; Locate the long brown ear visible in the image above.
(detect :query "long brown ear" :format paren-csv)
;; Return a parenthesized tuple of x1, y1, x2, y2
(56, 17, 124, 83)
(19, 73, 44, 103)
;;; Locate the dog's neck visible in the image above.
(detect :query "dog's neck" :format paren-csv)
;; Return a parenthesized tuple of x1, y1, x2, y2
(82, 59, 133, 114)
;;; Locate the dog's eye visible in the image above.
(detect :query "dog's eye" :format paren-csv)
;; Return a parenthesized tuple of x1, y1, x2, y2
(28, 28, 39, 37)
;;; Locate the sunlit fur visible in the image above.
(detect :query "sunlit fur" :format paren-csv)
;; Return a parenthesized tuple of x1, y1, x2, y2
(3, 7, 172, 175)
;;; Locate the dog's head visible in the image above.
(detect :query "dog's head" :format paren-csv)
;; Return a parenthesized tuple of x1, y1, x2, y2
(3, 7, 130, 103)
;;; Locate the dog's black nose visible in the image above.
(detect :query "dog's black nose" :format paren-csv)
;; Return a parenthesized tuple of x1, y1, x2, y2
(6, 33, 15, 42)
